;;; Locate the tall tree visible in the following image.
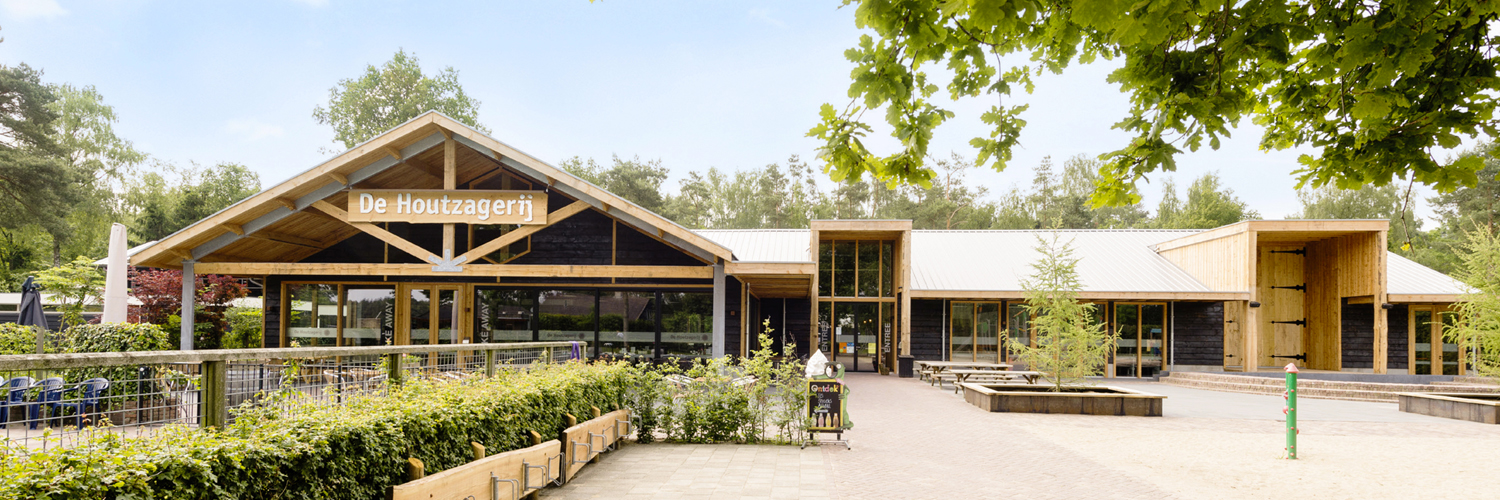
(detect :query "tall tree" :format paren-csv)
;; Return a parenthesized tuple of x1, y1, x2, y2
(313, 50, 486, 149)
(560, 155, 671, 215)
(810, 1, 1500, 207)
(48, 84, 145, 263)
(125, 162, 261, 243)
(0, 63, 76, 256)
(1152, 173, 1260, 229)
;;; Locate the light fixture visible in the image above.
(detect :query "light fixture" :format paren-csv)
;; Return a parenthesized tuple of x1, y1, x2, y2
(1249, 301, 1261, 308)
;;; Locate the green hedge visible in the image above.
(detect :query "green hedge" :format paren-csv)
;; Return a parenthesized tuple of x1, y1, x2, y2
(0, 361, 633, 500)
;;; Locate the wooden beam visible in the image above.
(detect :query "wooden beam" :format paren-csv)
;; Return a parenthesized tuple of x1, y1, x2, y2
(907, 289, 1252, 301)
(170, 248, 193, 261)
(244, 231, 326, 250)
(725, 262, 816, 275)
(221, 223, 244, 236)
(383, 145, 403, 160)
(276, 198, 297, 211)
(326, 172, 349, 186)
(193, 262, 714, 279)
(459, 201, 591, 263)
(311, 200, 435, 261)
(1386, 294, 1460, 303)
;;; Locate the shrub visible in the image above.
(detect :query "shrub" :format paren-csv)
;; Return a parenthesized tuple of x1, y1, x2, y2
(222, 306, 263, 349)
(0, 361, 634, 500)
(0, 322, 50, 355)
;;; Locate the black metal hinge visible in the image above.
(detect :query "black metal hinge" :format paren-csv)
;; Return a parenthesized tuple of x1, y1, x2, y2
(1271, 284, 1306, 292)
(1271, 318, 1307, 327)
(1270, 248, 1306, 256)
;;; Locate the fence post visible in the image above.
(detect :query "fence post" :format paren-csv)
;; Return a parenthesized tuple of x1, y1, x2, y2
(200, 360, 227, 429)
(485, 348, 497, 378)
(386, 352, 403, 386)
(471, 442, 486, 460)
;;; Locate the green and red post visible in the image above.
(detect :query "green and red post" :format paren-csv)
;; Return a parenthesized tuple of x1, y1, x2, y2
(1283, 362, 1298, 459)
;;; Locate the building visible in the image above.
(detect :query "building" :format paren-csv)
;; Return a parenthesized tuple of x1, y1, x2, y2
(128, 112, 1467, 377)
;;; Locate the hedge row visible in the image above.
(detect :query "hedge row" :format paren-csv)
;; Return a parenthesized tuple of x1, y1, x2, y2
(0, 361, 634, 500)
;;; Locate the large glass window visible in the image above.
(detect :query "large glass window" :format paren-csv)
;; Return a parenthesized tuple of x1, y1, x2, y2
(601, 291, 655, 358)
(538, 290, 596, 342)
(661, 292, 712, 358)
(287, 284, 337, 347)
(880, 241, 894, 297)
(1006, 303, 1030, 357)
(833, 241, 856, 297)
(475, 289, 535, 342)
(342, 286, 394, 346)
(408, 288, 432, 345)
(818, 242, 833, 297)
(857, 241, 880, 297)
(950, 302, 975, 361)
(950, 302, 1001, 363)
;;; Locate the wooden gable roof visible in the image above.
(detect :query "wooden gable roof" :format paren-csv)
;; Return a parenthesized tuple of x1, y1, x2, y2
(130, 112, 733, 269)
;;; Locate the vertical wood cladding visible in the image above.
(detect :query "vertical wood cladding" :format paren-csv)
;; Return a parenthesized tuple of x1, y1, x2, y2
(263, 276, 283, 348)
(786, 299, 812, 358)
(509, 209, 613, 265)
(1172, 302, 1224, 366)
(1341, 301, 1375, 369)
(1388, 305, 1409, 370)
(910, 299, 946, 361)
(725, 277, 742, 358)
(614, 222, 705, 266)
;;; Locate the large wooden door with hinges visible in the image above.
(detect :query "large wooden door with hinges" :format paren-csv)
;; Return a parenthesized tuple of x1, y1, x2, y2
(1223, 301, 1245, 371)
(1257, 246, 1306, 369)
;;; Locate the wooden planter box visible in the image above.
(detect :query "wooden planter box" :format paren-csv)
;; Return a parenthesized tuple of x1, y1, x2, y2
(1398, 393, 1500, 424)
(960, 383, 1165, 416)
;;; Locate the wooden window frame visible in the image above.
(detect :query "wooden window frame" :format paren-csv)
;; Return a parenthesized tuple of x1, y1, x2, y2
(1408, 304, 1463, 376)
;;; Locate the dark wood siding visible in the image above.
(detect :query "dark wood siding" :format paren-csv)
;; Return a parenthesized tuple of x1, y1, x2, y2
(1387, 305, 1409, 370)
(509, 209, 613, 266)
(1341, 301, 1375, 369)
(615, 223, 704, 266)
(910, 299, 945, 361)
(786, 298, 811, 358)
(1172, 302, 1223, 366)
(724, 277, 742, 358)
(263, 275, 282, 348)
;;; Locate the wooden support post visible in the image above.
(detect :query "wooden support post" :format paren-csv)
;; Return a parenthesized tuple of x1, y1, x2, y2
(471, 442, 486, 460)
(484, 349, 497, 378)
(443, 139, 456, 259)
(386, 352, 404, 386)
(565, 413, 577, 427)
(200, 359, 227, 428)
(407, 457, 425, 481)
(1374, 230, 1389, 374)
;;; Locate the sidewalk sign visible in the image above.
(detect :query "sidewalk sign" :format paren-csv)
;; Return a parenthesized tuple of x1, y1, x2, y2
(803, 359, 851, 450)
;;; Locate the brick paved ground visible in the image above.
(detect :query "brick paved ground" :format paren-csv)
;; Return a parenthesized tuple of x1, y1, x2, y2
(545, 373, 1500, 499)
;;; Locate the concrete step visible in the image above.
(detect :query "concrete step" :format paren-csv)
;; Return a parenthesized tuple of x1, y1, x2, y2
(1161, 371, 1500, 403)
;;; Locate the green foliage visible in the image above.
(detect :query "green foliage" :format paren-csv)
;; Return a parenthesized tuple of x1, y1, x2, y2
(0, 362, 633, 500)
(47, 83, 145, 262)
(812, 0, 1500, 207)
(223, 306, 263, 349)
(313, 49, 487, 149)
(1149, 173, 1260, 229)
(0, 322, 46, 355)
(126, 162, 262, 243)
(0, 62, 78, 247)
(50, 322, 173, 400)
(34, 255, 104, 329)
(1447, 229, 1500, 378)
(621, 325, 808, 444)
(561, 155, 672, 215)
(1010, 233, 1117, 389)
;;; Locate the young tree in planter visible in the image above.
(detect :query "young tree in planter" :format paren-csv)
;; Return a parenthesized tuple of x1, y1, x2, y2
(1447, 228, 1500, 378)
(1010, 233, 1116, 390)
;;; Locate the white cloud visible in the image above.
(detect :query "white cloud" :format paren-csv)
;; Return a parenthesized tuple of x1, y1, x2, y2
(226, 119, 285, 142)
(748, 9, 785, 28)
(289, 0, 329, 7)
(0, 0, 68, 21)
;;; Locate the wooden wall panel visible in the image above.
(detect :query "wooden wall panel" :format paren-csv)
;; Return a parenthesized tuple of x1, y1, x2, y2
(1158, 233, 1250, 291)
(1223, 301, 1245, 370)
(1257, 246, 1306, 368)
(910, 299, 946, 361)
(1172, 302, 1224, 366)
(1304, 239, 1341, 370)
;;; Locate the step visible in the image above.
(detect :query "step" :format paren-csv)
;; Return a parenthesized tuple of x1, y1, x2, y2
(1160, 371, 1500, 403)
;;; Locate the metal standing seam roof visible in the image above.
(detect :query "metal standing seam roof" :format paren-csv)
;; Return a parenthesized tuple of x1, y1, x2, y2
(696, 227, 1468, 296)
(1387, 252, 1467, 295)
(694, 229, 812, 263)
(910, 230, 1213, 293)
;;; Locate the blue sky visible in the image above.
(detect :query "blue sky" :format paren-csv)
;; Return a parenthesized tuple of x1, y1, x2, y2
(0, 0, 1466, 220)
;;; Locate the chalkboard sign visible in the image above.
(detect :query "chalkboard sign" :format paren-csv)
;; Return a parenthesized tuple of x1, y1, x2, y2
(807, 379, 843, 431)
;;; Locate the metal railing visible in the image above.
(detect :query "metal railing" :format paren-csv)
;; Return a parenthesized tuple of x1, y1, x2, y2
(0, 341, 581, 455)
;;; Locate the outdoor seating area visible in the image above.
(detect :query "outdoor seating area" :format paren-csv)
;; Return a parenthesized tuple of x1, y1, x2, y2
(915, 360, 1046, 394)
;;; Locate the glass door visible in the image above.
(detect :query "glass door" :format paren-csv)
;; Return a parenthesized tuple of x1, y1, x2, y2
(827, 302, 882, 372)
(400, 284, 465, 367)
(1114, 303, 1166, 377)
(1412, 306, 1462, 375)
(950, 302, 1001, 363)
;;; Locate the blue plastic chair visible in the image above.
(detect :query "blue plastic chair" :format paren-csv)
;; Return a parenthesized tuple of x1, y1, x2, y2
(1, 377, 33, 425)
(27, 377, 64, 429)
(69, 378, 110, 426)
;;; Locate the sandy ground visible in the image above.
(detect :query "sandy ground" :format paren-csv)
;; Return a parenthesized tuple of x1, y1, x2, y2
(1012, 413, 1500, 499)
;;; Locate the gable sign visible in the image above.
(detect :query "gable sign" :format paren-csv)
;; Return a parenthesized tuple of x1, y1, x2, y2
(346, 190, 548, 224)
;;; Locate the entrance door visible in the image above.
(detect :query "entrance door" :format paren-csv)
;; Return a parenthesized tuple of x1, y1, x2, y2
(1411, 306, 1462, 375)
(1257, 246, 1307, 368)
(399, 284, 466, 367)
(1114, 303, 1166, 377)
(828, 302, 884, 372)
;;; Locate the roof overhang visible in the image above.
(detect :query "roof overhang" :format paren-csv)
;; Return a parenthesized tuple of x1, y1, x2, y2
(130, 112, 733, 269)
(726, 261, 815, 299)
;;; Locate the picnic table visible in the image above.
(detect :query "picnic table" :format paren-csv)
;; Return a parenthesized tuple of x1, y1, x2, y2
(917, 361, 1010, 386)
(945, 369, 1045, 393)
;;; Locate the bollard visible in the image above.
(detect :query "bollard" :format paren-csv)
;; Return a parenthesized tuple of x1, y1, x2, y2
(407, 457, 425, 481)
(1284, 362, 1298, 460)
(471, 442, 486, 460)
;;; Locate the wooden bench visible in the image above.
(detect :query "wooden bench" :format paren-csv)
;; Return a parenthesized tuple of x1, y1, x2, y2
(947, 369, 1045, 394)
